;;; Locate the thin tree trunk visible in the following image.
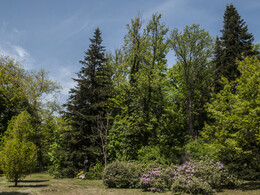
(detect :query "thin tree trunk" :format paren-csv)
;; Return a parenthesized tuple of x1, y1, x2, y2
(15, 177, 18, 187)
(188, 94, 194, 138)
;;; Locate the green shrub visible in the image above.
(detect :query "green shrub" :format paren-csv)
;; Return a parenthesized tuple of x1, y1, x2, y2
(103, 161, 144, 188)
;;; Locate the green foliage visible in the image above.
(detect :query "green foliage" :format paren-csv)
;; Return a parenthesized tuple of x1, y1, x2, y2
(184, 138, 220, 161)
(203, 57, 260, 177)
(103, 161, 144, 188)
(47, 117, 71, 178)
(85, 162, 104, 180)
(2, 111, 34, 143)
(137, 145, 170, 165)
(0, 57, 29, 134)
(108, 116, 141, 161)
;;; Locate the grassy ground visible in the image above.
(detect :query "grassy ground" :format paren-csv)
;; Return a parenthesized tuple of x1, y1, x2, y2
(0, 173, 260, 195)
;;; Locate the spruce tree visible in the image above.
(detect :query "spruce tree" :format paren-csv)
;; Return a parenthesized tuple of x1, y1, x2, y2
(214, 3, 256, 92)
(63, 28, 113, 176)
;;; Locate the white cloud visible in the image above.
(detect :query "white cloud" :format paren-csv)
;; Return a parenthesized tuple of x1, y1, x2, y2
(12, 45, 29, 58)
(0, 41, 34, 70)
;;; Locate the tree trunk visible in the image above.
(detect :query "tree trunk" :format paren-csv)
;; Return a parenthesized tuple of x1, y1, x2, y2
(14, 177, 18, 187)
(188, 94, 194, 138)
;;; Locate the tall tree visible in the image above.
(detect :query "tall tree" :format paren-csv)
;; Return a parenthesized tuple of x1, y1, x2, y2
(63, 28, 113, 176)
(170, 24, 214, 138)
(108, 14, 170, 162)
(214, 3, 256, 92)
(0, 56, 61, 170)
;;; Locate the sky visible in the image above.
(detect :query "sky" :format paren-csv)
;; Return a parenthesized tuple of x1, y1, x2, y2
(0, 0, 259, 103)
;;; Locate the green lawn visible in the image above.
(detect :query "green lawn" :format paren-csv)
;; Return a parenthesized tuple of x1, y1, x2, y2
(0, 173, 259, 195)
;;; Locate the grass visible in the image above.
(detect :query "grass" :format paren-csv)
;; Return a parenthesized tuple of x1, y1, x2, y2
(0, 173, 260, 195)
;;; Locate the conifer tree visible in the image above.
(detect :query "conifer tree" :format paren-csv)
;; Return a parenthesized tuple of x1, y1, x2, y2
(63, 28, 113, 176)
(214, 3, 256, 92)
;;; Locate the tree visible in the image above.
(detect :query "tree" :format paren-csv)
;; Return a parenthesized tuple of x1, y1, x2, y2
(203, 57, 260, 176)
(0, 111, 37, 186)
(0, 139, 37, 186)
(170, 24, 214, 138)
(92, 110, 112, 167)
(63, 28, 113, 176)
(0, 57, 29, 135)
(0, 56, 61, 170)
(214, 3, 257, 92)
(47, 117, 71, 178)
(108, 14, 170, 161)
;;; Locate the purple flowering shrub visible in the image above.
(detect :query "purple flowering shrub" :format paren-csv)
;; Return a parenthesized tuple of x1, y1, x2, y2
(171, 158, 241, 194)
(171, 161, 214, 194)
(140, 168, 166, 192)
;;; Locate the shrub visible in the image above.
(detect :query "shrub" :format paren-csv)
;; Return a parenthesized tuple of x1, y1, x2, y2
(140, 168, 166, 192)
(171, 175, 213, 194)
(170, 158, 241, 194)
(103, 161, 144, 188)
(161, 164, 178, 189)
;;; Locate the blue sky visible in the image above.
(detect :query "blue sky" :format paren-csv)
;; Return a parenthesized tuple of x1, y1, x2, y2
(0, 0, 259, 103)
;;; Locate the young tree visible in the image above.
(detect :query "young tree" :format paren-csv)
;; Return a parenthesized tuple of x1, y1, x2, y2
(0, 139, 37, 186)
(214, 3, 257, 92)
(63, 28, 113, 176)
(170, 24, 214, 138)
(0, 111, 37, 186)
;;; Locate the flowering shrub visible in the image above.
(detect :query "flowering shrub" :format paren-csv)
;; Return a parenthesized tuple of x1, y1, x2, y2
(161, 164, 178, 189)
(140, 168, 166, 192)
(170, 158, 241, 194)
(171, 175, 213, 194)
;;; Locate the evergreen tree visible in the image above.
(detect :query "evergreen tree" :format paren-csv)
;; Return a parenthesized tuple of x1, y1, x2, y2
(214, 3, 256, 92)
(63, 28, 113, 176)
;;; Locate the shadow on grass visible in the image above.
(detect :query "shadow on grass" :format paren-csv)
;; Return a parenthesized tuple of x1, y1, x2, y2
(0, 193, 30, 195)
(19, 180, 49, 183)
(8, 184, 49, 188)
(7, 179, 50, 187)
(241, 181, 260, 191)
